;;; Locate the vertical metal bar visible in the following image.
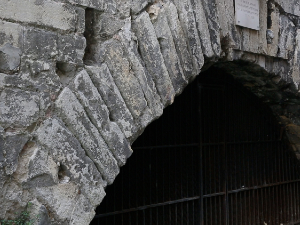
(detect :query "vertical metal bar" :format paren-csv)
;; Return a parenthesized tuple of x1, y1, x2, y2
(222, 85, 229, 225)
(198, 84, 204, 225)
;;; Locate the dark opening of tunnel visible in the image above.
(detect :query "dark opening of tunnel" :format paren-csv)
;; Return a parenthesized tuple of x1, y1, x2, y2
(91, 67, 300, 225)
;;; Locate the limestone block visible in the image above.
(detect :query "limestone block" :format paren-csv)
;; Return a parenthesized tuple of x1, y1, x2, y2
(164, 2, 195, 81)
(36, 118, 106, 206)
(0, 43, 21, 73)
(278, 15, 296, 59)
(275, 0, 300, 17)
(0, 132, 29, 176)
(66, 0, 116, 12)
(86, 64, 139, 141)
(0, 0, 77, 31)
(55, 87, 119, 184)
(216, 0, 241, 48)
(132, 12, 175, 106)
(173, 0, 204, 74)
(131, 0, 149, 14)
(201, 0, 221, 56)
(99, 40, 148, 119)
(0, 20, 23, 49)
(23, 28, 58, 60)
(127, 40, 163, 119)
(151, 5, 188, 95)
(72, 70, 132, 166)
(75, 7, 85, 34)
(267, 3, 280, 56)
(0, 88, 40, 128)
(290, 29, 300, 85)
(25, 145, 58, 188)
(35, 183, 94, 225)
(95, 13, 126, 38)
(57, 34, 86, 64)
(191, 0, 215, 58)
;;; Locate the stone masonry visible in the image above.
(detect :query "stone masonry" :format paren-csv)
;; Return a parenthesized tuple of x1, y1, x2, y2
(1, 0, 300, 224)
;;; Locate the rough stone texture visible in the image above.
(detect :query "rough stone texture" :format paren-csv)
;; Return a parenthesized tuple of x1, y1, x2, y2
(72, 70, 132, 166)
(132, 11, 175, 106)
(0, 0, 78, 32)
(2, 0, 300, 224)
(55, 87, 119, 185)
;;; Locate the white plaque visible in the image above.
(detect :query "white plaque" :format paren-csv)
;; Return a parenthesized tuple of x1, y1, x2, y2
(235, 0, 260, 30)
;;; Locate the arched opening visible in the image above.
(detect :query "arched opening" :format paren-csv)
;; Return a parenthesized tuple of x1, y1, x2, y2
(91, 66, 300, 225)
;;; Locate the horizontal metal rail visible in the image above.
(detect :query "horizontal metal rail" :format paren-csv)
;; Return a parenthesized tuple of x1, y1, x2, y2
(132, 140, 282, 150)
(95, 179, 300, 218)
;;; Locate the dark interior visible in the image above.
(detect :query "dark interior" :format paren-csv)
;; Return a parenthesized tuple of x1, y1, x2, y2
(91, 67, 300, 225)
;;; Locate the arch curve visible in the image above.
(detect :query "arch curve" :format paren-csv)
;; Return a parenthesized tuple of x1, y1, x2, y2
(1, 0, 300, 224)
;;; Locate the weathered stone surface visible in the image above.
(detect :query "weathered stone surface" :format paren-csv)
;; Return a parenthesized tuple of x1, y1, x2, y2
(23, 28, 58, 60)
(86, 64, 139, 141)
(66, 0, 116, 12)
(57, 34, 86, 64)
(278, 15, 296, 59)
(164, 2, 195, 81)
(151, 4, 188, 95)
(34, 182, 94, 225)
(0, 0, 78, 31)
(0, 43, 21, 73)
(127, 40, 163, 119)
(131, 0, 149, 14)
(72, 70, 132, 165)
(173, 0, 204, 74)
(0, 132, 29, 176)
(191, 0, 215, 59)
(99, 39, 148, 118)
(0, 20, 23, 49)
(35, 118, 106, 205)
(1, 0, 300, 224)
(200, 0, 221, 56)
(267, 2, 280, 56)
(275, 0, 300, 17)
(55, 87, 119, 184)
(0, 88, 40, 128)
(216, 0, 241, 48)
(132, 11, 175, 106)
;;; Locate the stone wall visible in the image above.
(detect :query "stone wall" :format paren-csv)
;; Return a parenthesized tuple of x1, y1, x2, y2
(1, 0, 300, 224)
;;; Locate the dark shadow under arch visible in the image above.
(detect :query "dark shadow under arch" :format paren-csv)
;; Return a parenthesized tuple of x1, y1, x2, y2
(91, 66, 300, 225)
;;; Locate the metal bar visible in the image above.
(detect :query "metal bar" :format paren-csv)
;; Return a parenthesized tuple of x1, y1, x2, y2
(198, 84, 204, 225)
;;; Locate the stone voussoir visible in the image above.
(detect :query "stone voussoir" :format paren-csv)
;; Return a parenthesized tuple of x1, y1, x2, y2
(55, 87, 119, 184)
(72, 69, 133, 166)
(172, 0, 204, 75)
(150, 4, 188, 95)
(35, 118, 106, 206)
(132, 11, 175, 107)
(85, 64, 140, 142)
(0, 0, 79, 32)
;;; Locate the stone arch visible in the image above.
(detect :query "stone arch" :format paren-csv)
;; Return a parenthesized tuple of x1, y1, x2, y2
(1, 0, 300, 224)
(91, 62, 300, 224)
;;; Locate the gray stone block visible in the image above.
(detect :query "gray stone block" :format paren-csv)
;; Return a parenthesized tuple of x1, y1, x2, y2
(36, 118, 106, 206)
(86, 64, 140, 141)
(152, 5, 188, 95)
(72, 70, 132, 166)
(0, 88, 40, 128)
(99, 40, 148, 119)
(0, 43, 21, 73)
(0, 0, 77, 31)
(132, 12, 175, 107)
(55, 87, 119, 184)
(164, 2, 195, 81)
(173, 0, 204, 75)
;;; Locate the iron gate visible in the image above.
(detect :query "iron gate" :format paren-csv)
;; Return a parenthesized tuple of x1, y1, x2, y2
(91, 68, 300, 225)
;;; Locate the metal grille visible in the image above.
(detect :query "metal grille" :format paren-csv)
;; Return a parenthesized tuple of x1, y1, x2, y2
(91, 68, 300, 225)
